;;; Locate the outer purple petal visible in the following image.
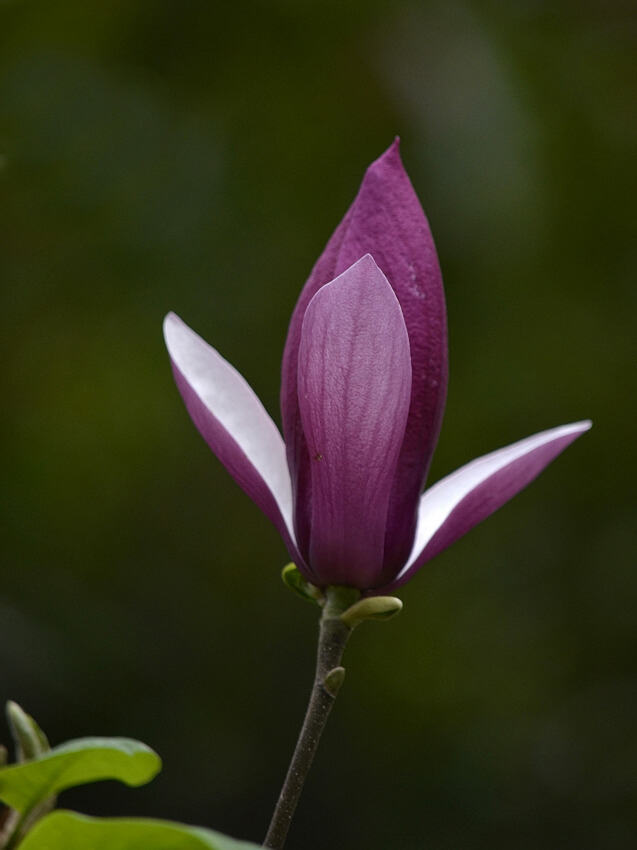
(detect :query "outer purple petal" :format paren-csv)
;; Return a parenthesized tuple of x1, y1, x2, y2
(163, 313, 305, 570)
(384, 421, 592, 591)
(296, 255, 412, 589)
(282, 140, 448, 575)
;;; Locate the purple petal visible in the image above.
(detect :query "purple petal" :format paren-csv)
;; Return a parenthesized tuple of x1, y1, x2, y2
(296, 255, 412, 588)
(163, 313, 305, 570)
(281, 139, 448, 576)
(385, 421, 592, 590)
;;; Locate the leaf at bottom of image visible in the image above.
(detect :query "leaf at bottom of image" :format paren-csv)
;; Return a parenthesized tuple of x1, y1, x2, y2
(19, 810, 262, 850)
(0, 737, 161, 814)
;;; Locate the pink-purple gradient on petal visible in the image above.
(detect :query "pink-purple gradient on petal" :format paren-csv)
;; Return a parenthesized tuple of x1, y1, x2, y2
(296, 255, 412, 588)
(281, 138, 448, 577)
(163, 141, 591, 593)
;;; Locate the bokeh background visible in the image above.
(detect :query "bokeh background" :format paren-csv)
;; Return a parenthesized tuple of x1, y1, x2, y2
(1, 1, 636, 848)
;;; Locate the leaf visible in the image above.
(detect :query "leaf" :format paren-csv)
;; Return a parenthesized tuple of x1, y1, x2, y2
(5, 702, 50, 762)
(19, 811, 262, 850)
(0, 737, 160, 814)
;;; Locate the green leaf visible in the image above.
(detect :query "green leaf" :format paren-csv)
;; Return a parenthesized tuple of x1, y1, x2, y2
(0, 737, 160, 814)
(19, 811, 262, 850)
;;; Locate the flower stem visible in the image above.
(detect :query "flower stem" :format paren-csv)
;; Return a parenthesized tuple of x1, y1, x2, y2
(263, 586, 358, 850)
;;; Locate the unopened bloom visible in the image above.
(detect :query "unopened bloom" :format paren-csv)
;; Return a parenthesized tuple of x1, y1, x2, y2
(164, 141, 590, 594)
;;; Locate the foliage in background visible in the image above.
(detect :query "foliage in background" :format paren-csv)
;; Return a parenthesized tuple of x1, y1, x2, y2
(0, 703, 259, 849)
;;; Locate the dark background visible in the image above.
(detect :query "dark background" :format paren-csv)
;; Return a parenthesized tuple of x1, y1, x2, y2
(1, 1, 635, 848)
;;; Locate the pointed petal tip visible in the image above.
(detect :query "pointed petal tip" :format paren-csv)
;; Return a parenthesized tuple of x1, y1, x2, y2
(373, 137, 403, 171)
(350, 252, 380, 273)
(322, 253, 390, 297)
(163, 311, 185, 344)
(547, 419, 592, 441)
(573, 419, 593, 433)
(163, 312, 177, 349)
(163, 312, 197, 363)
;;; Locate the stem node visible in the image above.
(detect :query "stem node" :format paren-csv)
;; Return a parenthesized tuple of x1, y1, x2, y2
(323, 666, 346, 697)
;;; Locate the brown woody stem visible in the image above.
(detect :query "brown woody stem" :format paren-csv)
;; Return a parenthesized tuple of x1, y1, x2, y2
(263, 586, 358, 850)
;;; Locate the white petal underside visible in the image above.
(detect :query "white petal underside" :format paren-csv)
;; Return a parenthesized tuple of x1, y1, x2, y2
(164, 313, 296, 547)
(393, 420, 592, 586)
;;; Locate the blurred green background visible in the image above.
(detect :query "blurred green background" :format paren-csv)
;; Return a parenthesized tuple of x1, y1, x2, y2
(1, 1, 635, 848)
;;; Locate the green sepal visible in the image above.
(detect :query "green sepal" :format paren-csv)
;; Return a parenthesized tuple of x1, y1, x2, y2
(340, 596, 403, 628)
(281, 564, 324, 606)
(0, 737, 161, 815)
(19, 811, 262, 850)
(6, 702, 50, 762)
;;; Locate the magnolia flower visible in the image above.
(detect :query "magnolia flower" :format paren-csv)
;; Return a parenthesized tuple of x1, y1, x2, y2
(163, 141, 590, 594)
